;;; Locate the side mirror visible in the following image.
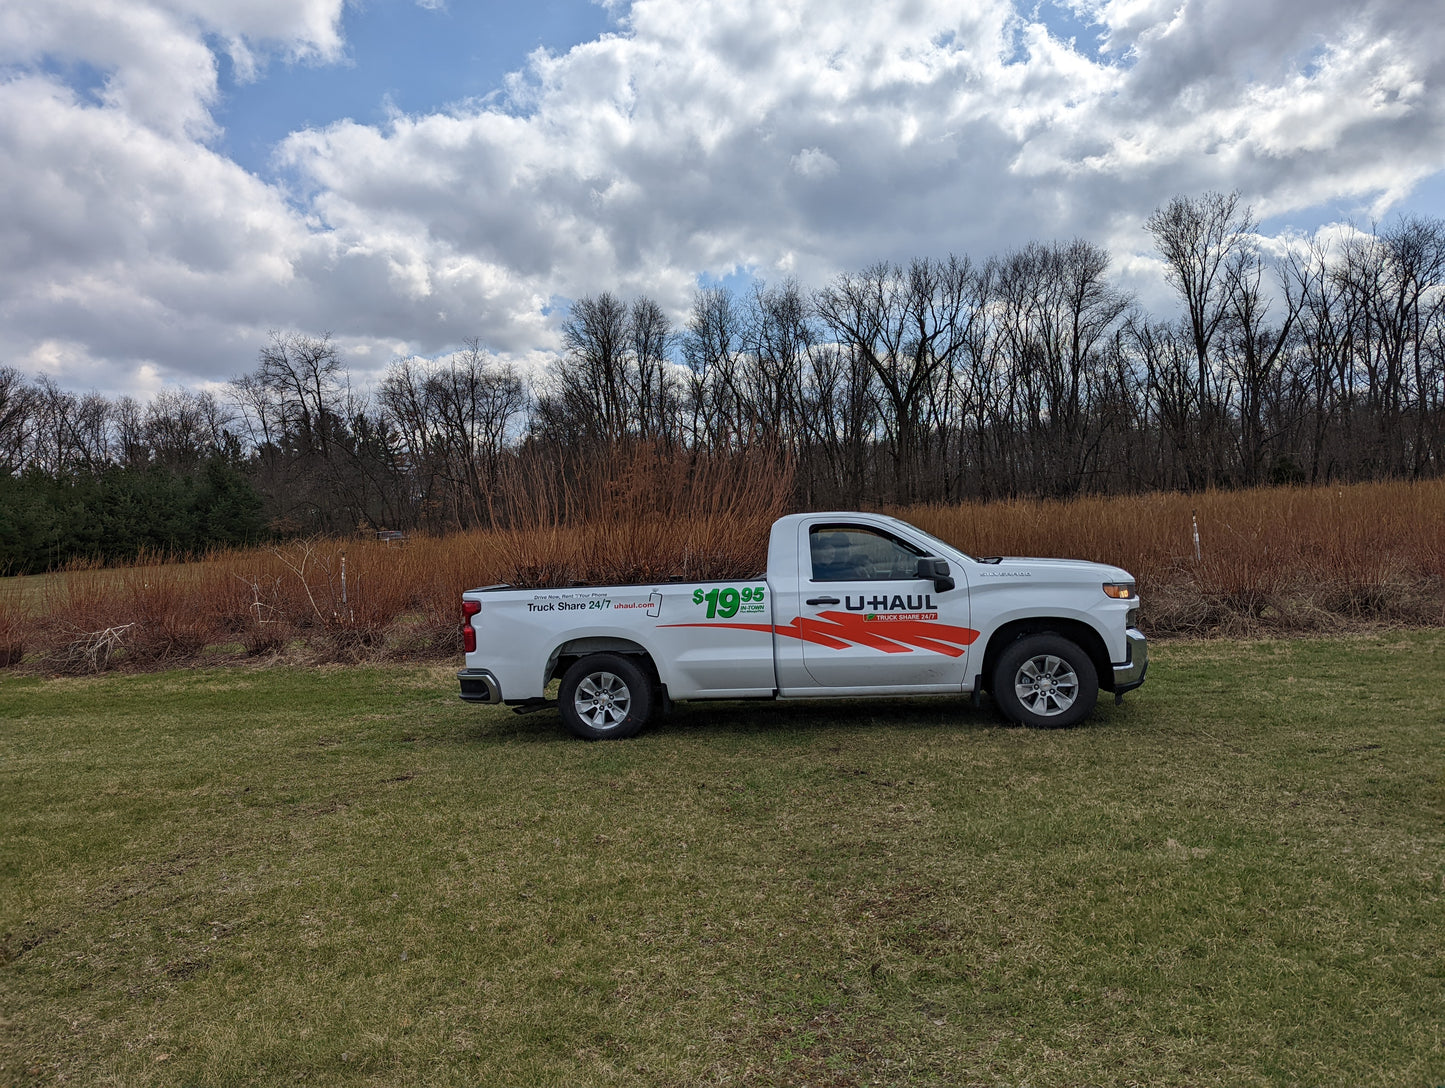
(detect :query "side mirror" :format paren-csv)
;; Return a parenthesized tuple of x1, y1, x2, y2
(916, 556, 955, 593)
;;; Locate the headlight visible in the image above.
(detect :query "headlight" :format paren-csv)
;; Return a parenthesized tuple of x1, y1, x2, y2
(1103, 582, 1136, 600)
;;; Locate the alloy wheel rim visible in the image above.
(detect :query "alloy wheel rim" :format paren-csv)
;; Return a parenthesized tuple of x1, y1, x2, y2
(575, 671, 632, 729)
(1014, 654, 1079, 716)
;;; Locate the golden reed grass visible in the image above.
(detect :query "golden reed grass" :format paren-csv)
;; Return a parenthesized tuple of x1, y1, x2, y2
(1, 475, 1441, 671)
(903, 479, 1445, 633)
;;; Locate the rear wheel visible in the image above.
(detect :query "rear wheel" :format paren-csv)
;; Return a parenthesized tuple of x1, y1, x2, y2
(992, 634, 1098, 728)
(558, 653, 653, 740)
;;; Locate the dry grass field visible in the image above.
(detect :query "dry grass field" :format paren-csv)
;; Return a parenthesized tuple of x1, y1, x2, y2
(905, 480, 1445, 634)
(0, 479, 1441, 672)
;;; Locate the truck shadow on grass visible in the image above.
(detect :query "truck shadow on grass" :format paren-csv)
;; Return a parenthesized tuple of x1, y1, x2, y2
(459, 695, 1142, 744)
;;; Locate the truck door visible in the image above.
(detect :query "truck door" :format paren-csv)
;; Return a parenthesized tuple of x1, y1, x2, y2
(787, 522, 975, 691)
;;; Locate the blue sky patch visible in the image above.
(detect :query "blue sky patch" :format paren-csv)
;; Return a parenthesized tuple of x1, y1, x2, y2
(212, 0, 614, 176)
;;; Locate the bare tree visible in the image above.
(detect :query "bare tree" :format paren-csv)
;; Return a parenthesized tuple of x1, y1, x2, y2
(379, 343, 529, 530)
(992, 240, 1132, 494)
(551, 292, 632, 443)
(431, 342, 529, 525)
(1127, 318, 1200, 489)
(253, 331, 346, 459)
(681, 286, 745, 449)
(814, 257, 973, 503)
(23, 377, 112, 476)
(1285, 234, 1357, 481)
(1372, 217, 1445, 476)
(1146, 191, 1257, 479)
(1218, 248, 1301, 484)
(142, 387, 237, 471)
(377, 356, 443, 524)
(741, 280, 812, 455)
(229, 331, 352, 531)
(627, 297, 679, 444)
(111, 395, 147, 468)
(542, 293, 682, 447)
(800, 341, 880, 506)
(0, 366, 35, 475)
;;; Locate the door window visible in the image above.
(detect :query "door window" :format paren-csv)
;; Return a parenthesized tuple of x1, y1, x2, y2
(809, 526, 925, 582)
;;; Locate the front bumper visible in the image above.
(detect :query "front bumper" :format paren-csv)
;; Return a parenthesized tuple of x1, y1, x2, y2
(458, 668, 502, 703)
(1112, 628, 1148, 694)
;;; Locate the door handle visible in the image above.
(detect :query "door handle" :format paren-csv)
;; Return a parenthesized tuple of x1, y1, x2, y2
(806, 596, 841, 606)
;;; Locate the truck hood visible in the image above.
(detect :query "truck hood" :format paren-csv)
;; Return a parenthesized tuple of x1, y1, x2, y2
(970, 556, 1134, 583)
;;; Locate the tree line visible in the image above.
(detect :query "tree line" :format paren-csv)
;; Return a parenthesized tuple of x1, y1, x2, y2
(2, 193, 1442, 572)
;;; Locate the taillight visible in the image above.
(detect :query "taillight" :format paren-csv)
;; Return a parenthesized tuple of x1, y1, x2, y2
(462, 600, 481, 653)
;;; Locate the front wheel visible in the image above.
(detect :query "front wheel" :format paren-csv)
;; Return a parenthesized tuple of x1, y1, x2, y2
(558, 653, 654, 740)
(992, 634, 1098, 728)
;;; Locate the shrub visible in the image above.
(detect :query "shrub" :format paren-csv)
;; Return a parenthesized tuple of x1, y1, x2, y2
(0, 601, 25, 667)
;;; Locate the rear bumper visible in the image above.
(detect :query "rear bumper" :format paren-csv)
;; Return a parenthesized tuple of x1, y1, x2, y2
(458, 668, 502, 703)
(1112, 628, 1148, 694)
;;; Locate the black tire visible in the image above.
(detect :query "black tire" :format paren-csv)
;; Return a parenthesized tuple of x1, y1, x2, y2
(558, 653, 654, 740)
(992, 634, 1098, 728)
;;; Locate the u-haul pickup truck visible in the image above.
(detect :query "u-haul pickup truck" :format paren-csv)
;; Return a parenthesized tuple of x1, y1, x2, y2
(458, 512, 1147, 739)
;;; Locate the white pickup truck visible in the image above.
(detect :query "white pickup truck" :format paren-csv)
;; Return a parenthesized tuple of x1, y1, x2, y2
(458, 511, 1147, 738)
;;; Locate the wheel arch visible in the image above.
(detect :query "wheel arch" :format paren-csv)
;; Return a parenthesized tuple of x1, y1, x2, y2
(547, 636, 661, 688)
(980, 618, 1115, 693)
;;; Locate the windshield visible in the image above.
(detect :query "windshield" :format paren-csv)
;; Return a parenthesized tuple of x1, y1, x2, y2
(890, 518, 977, 563)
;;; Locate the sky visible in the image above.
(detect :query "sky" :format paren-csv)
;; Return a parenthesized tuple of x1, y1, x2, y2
(2, 0, 1443, 402)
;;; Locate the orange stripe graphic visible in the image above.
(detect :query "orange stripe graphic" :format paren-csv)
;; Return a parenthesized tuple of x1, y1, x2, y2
(659, 612, 978, 657)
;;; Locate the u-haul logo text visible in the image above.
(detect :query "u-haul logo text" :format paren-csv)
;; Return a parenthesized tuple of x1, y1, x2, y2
(843, 593, 936, 612)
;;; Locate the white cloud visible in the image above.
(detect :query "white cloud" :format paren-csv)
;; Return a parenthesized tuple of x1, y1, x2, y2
(791, 148, 839, 180)
(0, 0, 1443, 400)
(0, 0, 345, 135)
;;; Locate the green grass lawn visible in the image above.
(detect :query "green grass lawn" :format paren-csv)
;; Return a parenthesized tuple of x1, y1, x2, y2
(2, 634, 1443, 1087)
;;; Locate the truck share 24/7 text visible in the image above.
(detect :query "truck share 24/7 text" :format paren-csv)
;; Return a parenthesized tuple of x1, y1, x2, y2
(459, 512, 1148, 739)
